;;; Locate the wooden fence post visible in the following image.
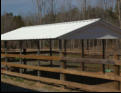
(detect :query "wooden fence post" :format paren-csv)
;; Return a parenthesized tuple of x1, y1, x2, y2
(114, 65, 120, 90)
(23, 48, 26, 73)
(81, 39, 85, 71)
(59, 40, 66, 88)
(37, 40, 41, 76)
(102, 39, 106, 74)
(19, 41, 23, 73)
(49, 39, 53, 66)
(64, 40, 67, 70)
(4, 41, 8, 62)
(114, 55, 120, 90)
(4, 41, 8, 71)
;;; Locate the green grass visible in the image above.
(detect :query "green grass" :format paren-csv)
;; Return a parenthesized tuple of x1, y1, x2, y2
(15, 57, 21, 61)
(15, 77, 24, 82)
(2, 75, 24, 82)
(2, 75, 14, 80)
(2, 75, 8, 79)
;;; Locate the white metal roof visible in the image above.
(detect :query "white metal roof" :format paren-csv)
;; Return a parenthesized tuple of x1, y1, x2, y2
(1, 18, 121, 40)
(1, 18, 100, 40)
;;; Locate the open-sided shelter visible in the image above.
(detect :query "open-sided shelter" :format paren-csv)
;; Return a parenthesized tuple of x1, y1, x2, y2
(1, 18, 121, 91)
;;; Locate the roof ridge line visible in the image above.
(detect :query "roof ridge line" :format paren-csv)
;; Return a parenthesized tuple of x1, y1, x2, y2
(21, 18, 101, 28)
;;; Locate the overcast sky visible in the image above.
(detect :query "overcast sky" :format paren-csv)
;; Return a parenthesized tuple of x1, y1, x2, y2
(1, 0, 101, 16)
(1, 0, 37, 16)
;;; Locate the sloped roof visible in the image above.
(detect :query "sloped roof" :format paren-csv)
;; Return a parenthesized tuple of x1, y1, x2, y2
(1, 18, 121, 41)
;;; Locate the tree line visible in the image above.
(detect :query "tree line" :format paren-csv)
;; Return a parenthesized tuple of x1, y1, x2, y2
(32, 0, 121, 27)
(1, 0, 121, 34)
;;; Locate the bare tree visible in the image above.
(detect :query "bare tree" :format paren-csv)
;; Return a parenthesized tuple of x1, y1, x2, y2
(33, 0, 46, 24)
(80, 0, 87, 19)
(84, 0, 87, 19)
(50, 0, 56, 22)
(117, 0, 121, 28)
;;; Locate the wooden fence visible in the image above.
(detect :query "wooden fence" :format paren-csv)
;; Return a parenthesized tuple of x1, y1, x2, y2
(1, 53, 121, 92)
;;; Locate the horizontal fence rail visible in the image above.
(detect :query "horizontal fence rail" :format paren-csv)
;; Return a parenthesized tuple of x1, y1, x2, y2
(1, 70, 120, 92)
(1, 54, 121, 66)
(1, 53, 121, 92)
(1, 54, 61, 61)
(1, 62, 121, 82)
(1, 48, 121, 53)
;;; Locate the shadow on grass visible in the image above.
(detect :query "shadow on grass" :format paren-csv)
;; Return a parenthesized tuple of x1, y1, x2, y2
(11, 68, 112, 85)
(1, 82, 39, 92)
